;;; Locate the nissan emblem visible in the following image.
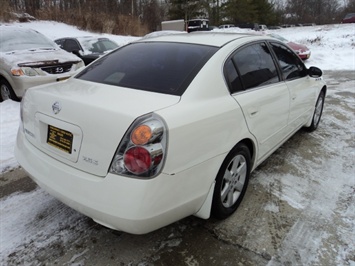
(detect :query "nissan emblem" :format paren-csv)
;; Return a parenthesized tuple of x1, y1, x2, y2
(52, 101, 61, 115)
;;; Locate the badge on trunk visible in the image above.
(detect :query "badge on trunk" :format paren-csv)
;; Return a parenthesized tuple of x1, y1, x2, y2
(52, 101, 61, 114)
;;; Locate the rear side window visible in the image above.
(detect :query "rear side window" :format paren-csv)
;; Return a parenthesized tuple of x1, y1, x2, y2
(234, 43, 279, 90)
(76, 42, 217, 96)
(224, 59, 243, 93)
(224, 42, 280, 93)
(270, 42, 307, 80)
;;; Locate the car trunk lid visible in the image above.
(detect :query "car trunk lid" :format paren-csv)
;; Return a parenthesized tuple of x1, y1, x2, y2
(22, 78, 180, 176)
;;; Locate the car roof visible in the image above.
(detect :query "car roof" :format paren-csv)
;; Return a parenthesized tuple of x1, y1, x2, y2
(136, 32, 270, 47)
(55, 36, 111, 41)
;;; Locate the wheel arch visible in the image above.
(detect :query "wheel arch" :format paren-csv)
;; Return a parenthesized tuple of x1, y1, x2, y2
(234, 138, 256, 171)
(304, 85, 327, 130)
(321, 85, 327, 97)
(0, 73, 15, 92)
(0, 73, 9, 83)
(194, 137, 256, 220)
(0, 74, 19, 101)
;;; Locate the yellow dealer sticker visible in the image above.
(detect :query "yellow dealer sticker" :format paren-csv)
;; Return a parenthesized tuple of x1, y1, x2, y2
(47, 125, 73, 154)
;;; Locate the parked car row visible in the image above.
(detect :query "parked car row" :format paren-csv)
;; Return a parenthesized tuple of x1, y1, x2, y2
(1, 24, 314, 104)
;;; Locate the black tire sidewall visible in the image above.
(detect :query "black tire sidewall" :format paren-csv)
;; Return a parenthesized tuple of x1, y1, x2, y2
(211, 143, 251, 219)
(307, 91, 325, 131)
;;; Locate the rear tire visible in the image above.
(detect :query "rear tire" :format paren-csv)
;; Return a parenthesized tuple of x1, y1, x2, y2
(305, 91, 325, 132)
(211, 143, 251, 219)
(0, 79, 19, 102)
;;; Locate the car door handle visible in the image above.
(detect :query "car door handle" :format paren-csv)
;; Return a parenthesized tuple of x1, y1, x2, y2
(248, 107, 259, 117)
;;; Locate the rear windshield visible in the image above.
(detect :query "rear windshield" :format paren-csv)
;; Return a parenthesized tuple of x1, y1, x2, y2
(76, 42, 218, 96)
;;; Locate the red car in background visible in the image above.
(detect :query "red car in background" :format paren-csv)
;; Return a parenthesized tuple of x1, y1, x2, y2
(269, 33, 311, 60)
(342, 13, 355, 23)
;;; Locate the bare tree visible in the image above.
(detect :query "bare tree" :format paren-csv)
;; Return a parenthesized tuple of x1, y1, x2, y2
(285, 0, 341, 24)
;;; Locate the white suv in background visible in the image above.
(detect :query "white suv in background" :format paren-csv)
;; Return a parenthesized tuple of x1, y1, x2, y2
(0, 25, 84, 102)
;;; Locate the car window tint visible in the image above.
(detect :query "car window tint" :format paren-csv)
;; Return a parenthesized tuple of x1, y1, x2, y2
(224, 59, 243, 94)
(64, 39, 81, 52)
(76, 42, 218, 96)
(233, 42, 279, 90)
(270, 42, 307, 80)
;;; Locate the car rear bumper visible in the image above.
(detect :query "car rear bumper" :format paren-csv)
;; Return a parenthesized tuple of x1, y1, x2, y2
(15, 127, 223, 234)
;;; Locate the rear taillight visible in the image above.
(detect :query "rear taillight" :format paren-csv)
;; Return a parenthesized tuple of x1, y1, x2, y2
(109, 113, 167, 178)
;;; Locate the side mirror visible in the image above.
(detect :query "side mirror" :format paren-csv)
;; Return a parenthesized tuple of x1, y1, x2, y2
(308, 66, 322, 78)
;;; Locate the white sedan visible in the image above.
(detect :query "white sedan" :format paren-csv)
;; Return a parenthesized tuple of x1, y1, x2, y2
(15, 32, 326, 234)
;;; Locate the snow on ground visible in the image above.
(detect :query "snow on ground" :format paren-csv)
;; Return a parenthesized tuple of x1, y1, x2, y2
(0, 20, 355, 264)
(258, 77, 355, 265)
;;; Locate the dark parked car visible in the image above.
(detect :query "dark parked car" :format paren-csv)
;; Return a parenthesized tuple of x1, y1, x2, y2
(342, 13, 355, 23)
(187, 19, 209, 33)
(55, 36, 119, 65)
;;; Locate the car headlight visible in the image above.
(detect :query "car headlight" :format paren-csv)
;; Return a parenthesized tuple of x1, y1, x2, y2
(11, 67, 39, 77)
(73, 60, 85, 71)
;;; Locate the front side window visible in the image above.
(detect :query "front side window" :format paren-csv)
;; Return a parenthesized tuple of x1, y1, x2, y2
(270, 42, 307, 80)
(76, 42, 218, 96)
(233, 42, 279, 90)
